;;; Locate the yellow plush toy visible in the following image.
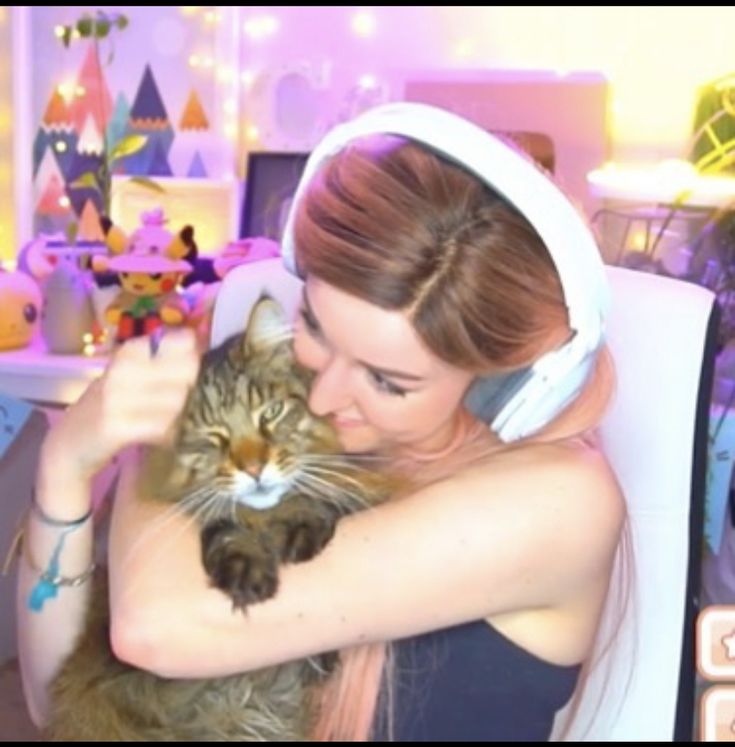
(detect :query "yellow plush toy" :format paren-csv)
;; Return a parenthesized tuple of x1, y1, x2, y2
(0, 270, 43, 351)
(95, 208, 193, 344)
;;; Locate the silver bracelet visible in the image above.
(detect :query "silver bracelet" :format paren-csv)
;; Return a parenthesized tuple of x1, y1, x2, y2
(37, 562, 97, 588)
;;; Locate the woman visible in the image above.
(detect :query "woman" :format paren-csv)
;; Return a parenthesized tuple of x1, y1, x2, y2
(17, 103, 625, 740)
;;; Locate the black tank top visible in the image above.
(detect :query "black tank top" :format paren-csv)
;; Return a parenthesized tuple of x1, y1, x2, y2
(374, 619, 582, 741)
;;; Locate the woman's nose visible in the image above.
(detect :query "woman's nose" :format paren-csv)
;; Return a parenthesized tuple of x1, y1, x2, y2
(308, 356, 353, 416)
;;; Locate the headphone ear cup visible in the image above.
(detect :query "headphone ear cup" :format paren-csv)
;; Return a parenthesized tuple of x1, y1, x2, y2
(490, 341, 596, 442)
(463, 367, 534, 425)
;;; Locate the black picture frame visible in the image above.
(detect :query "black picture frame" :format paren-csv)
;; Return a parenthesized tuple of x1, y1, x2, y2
(239, 152, 310, 240)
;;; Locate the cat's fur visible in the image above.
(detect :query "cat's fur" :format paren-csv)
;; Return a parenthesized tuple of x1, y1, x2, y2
(45, 296, 393, 741)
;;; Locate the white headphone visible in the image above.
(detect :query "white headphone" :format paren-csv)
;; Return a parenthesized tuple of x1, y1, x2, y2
(280, 102, 609, 442)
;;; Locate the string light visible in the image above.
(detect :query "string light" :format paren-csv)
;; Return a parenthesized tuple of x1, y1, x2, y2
(54, 141, 68, 153)
(58, 195, 71, 209)
(358, 74, 378, 90)
(351, 11, 376, 37)
(240, 69, 257, 89)
(243, 15, 279, 40)
(82, 332, 96, 357)
(216, 66, 234, 83)
(454, 38, 476, 59)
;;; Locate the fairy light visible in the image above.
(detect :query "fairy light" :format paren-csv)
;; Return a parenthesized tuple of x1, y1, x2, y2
(240, 69, 257, 89)
(351, 11, 376, 37)
(56, 82, 76, 103)
(82, 332, 96, 357)
(454, 38, 476, 59)
(54, 25, 66, 39)
(179, 6, 201, 15)
(358, 73, 378, 90)
(243, 15, 279, 40)
(75, 85, 86, 97)
(245, 124, 260, 142)
(54, 140, 68, 153)
(188, 54, 200, 68)
(58, 195, 71, 209)
(203, 10, 221, 25)
(216, 65, 234, 83)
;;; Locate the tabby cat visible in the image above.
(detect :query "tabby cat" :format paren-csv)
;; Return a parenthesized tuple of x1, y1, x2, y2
(46, 295, 393, 741)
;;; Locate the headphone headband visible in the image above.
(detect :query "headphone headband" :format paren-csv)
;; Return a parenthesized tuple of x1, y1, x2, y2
(281, 102, 608, 346)
(280, 102, 609, 441)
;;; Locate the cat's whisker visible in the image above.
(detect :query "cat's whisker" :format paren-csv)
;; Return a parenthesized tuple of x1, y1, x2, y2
(119, 483, 228, 574)
(292, 473, 371, 511)
(298, 466, 370, 499)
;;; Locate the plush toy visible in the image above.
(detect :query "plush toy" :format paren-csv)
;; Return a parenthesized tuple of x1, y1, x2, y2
(212, 237, 281, 279)
(0, 269, 43, 351)
(94, 209, 193, 344)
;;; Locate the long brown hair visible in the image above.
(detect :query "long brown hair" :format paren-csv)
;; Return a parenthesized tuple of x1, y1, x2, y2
(295, 134, 623, 740)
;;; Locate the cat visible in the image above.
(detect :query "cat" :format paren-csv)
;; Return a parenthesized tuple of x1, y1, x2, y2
(45, 295, 394, 741)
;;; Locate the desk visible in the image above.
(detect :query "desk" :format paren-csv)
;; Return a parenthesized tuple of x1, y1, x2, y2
(587, 160, 735, 208)
(0, 338, 107, 406)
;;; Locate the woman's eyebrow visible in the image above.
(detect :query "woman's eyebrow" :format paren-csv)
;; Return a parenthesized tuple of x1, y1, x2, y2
(301, 287, 426, 382)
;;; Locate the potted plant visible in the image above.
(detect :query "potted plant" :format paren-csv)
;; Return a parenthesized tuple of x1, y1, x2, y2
(56, 9, 162, 242)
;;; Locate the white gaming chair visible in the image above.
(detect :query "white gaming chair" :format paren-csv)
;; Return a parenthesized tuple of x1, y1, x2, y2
(557, 266, 717, 741)
(210, 259, 718, 741)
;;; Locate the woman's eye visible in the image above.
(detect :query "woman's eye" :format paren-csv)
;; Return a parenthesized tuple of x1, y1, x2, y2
(368, 370, 407, 397)
(299, 309, 322, 338)
(262, 401, 285, 423)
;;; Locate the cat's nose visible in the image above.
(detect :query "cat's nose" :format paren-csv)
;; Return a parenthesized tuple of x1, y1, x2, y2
(242, 461, 263, 480)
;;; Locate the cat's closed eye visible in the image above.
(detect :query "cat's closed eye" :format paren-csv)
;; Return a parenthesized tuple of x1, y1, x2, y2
(205, 430, 230, 450)
(260, 401, 285, 426)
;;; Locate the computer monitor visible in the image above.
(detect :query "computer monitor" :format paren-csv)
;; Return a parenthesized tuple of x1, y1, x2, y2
(239, 152, 310, 240)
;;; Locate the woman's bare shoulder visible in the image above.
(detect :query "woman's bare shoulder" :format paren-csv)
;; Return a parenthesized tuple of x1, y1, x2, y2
(447, 437, 626, 581)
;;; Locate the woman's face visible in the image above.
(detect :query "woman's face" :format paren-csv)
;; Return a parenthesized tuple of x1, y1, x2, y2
(293, 276, 475, 453)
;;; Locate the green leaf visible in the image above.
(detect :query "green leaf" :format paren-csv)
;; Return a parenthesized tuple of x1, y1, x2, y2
(95, 19, 110, 39)
(61, 26, 72, 48)
(115, 15, 129, 31)
(128, 176, 166, 194)
(69, 172, 101, 192)
(110, 135, 148, 162)
(76, 17, 93, 37)
(65, 221, 79, 246)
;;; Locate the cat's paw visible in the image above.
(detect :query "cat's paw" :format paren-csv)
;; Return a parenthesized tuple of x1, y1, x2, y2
(269, 514, 337, 564)
(200, 521, 279, 611)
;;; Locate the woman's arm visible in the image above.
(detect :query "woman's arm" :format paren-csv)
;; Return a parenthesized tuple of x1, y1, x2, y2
(16, 330, 200, 726)
(109, 440, 625, 679)
(16, 456, 94, 728)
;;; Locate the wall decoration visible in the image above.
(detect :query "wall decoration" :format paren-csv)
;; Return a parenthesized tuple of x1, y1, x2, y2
(27, 7, 229, 242)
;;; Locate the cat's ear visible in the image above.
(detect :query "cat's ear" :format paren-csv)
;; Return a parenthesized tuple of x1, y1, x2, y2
(239, 294, 293, 358)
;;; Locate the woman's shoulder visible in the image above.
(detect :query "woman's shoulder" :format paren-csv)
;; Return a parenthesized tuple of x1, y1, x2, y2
(450, 434, 626, 565)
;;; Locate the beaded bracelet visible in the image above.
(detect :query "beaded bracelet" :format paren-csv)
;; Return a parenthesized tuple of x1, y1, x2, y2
(26, 492, 95, 612)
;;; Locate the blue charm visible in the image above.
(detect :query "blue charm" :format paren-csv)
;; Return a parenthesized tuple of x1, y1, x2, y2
(28, 576, 59, 612)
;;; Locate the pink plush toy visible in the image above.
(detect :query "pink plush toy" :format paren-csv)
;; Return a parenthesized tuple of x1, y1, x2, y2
(94, 208, 194, 344)
(212, 237, 281, 279)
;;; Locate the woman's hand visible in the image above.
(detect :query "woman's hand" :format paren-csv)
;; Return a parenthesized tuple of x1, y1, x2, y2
(38, 329, 200, 518)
